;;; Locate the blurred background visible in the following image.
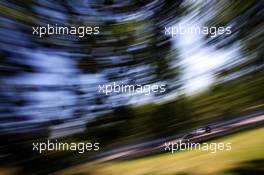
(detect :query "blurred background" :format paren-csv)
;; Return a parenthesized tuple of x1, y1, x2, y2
(0, 0, 263, 175)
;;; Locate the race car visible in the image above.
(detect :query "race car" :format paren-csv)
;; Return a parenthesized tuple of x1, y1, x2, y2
(182, 126, 211, 140)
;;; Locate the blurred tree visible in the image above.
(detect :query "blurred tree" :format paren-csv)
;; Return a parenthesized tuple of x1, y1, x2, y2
(76, 0, 186, 108)
(204, 0, 264, 79)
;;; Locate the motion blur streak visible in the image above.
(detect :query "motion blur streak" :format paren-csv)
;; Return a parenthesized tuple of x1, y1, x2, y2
(0, 0, 263, 175)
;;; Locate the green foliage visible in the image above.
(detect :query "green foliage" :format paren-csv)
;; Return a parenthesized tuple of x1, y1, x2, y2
(85, 71, 264, 146)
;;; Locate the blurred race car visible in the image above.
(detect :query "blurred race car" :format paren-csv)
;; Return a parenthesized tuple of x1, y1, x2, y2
(182, 126, 211, 140)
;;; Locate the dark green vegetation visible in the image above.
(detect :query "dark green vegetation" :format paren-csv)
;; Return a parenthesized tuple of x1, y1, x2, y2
(85, 71, 264, 146)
